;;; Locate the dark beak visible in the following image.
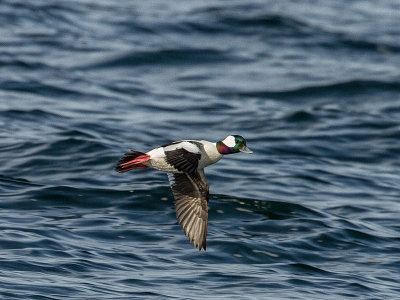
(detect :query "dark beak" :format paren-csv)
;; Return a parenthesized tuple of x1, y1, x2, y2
(239, 145, 253, 154)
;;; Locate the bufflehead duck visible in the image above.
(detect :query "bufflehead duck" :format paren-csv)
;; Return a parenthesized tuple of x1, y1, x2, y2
(115, 135, 252, 251)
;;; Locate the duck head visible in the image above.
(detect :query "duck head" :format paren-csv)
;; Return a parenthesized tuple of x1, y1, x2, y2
(217, 135, 253, 155)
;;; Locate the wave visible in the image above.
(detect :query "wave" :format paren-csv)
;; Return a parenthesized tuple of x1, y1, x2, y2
(219, 80, 400, 100)
(0, 80, 82, 97)
(0, 108, 67, 120)
(82, 48, 234, 69)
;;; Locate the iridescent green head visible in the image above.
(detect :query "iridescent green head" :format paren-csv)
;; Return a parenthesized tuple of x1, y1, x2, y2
(217, 135, 253, 155)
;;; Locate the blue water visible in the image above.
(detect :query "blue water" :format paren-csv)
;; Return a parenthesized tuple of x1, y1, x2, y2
(1, 0, 400, 299)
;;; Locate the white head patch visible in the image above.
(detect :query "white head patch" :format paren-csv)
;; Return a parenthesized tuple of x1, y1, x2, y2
(222, 135, 236, 147)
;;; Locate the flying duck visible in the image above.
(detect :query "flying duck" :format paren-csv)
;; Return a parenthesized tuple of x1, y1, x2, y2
(115, 135, 252, 251)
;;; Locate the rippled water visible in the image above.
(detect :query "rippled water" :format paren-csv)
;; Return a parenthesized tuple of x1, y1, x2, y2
(1, 0, 400, 299)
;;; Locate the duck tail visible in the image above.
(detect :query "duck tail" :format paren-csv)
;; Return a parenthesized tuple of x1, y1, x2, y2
(115, 150, 151, 173)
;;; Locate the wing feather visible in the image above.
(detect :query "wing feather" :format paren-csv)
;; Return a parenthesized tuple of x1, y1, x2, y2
(164, 142, 202, 174)
(168, 171, 209, 251)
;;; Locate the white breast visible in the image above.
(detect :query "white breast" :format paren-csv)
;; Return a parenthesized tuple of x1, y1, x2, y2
(198, 141, 223, 169)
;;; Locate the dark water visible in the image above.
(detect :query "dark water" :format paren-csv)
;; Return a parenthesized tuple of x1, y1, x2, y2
(1, 0, 400, 298)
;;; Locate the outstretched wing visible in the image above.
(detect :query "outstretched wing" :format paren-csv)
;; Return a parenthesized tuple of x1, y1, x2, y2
(168, 170, 209, 250)
(164, 141, 202, 174)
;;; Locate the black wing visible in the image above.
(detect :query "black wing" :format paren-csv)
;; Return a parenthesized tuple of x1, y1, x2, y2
(164, 141, 202, 174)
(168, 170, 209, 251)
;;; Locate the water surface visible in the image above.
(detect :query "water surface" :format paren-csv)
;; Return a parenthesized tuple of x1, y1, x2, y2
(1, 0, 400, 299)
